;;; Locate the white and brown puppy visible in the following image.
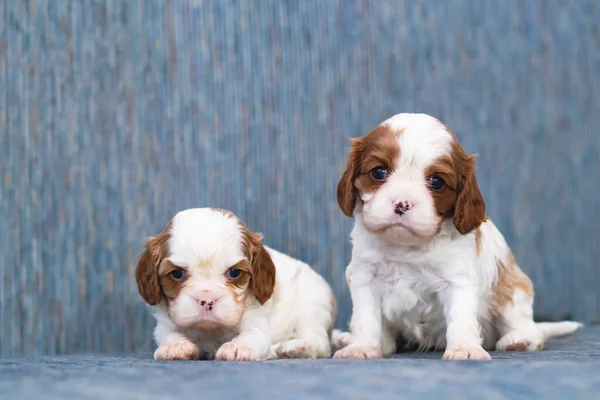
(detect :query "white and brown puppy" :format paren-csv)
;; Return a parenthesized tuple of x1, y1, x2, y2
(136, 208, 336, 361)
(333, 113, 581, 360)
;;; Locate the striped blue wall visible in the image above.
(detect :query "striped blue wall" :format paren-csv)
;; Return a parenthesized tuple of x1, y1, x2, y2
(1, 0, 598, 356)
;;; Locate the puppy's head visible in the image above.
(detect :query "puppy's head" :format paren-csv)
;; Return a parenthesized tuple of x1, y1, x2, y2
(337, 113, 485, 244)
(135, 208, 276, 330)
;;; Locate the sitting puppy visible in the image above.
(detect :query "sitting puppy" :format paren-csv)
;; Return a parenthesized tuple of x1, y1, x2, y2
(333, 113, 581, 360)
(136, 208, 336, 361)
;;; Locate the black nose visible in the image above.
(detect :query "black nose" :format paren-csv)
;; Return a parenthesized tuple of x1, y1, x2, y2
(394, 208, 404, 215)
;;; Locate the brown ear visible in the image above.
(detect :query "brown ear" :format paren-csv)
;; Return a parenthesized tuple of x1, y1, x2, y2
(242, 229, 276, 305)
(135, 224, 172, 305)
(453, 154, 486, 234)
(337, 138, 363, 217)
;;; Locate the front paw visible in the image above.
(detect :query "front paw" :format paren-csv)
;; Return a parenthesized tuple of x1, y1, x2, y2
(442, 345, 491, 360)
(216, 342, 260, 361)
(154, 340, 199, 361)
(333, 345, 382, 359)
(274, 339, 330, 359)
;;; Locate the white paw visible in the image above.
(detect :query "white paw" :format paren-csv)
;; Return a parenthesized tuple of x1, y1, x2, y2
(442, 345, 491, 360)
(216, 342, 260, 361)
(154, 340, 199, 361)
(496, 331, 543, 351)
(274, 339, 330, 359)
(333, 345, 383, 359)
(331, 330, 352, 349)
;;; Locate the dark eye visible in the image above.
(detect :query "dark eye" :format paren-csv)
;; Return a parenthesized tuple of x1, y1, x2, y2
(370, 167, 388, 181)
(170, 269, 186, 280)
(225, 268, 243, 280)
(428, 176, 446, 191)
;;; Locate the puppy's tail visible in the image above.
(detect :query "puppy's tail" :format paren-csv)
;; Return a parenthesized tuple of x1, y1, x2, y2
(331, 329, 352, 350)
(536, 321, 583, 339)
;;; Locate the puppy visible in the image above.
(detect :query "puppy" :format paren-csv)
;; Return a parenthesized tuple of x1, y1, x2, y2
(136, 208, 336, 361)
(333, 113, 582, 360)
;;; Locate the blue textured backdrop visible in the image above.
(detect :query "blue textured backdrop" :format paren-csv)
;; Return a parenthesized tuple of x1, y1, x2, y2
(0, 0, 599, 357)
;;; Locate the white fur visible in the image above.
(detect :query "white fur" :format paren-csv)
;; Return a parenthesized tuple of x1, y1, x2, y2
(334, 113, 582, 360)
(150, 208, 336, 361)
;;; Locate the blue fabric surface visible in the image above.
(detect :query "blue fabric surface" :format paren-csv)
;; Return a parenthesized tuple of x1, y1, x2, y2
(1, 327, 599, 399)
(1, 0, 599, 357)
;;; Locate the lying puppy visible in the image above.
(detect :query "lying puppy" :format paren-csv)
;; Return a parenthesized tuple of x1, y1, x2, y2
(333, 113, 581, 360)
(136, 208, 336, 361)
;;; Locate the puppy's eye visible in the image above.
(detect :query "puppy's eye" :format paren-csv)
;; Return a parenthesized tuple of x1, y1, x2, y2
(225, 268, 243, 280)
(428, 176, 446, 191)
(370, 167, 388, 181)
(170, 269, 186, 280)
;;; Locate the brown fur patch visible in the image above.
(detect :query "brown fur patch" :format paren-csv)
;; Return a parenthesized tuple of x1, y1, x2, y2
(240, 224, 276, 305)
(424, 133, 486, 235)
(135, 221, 173, 305)
(224, 259, 252, 305)
(448, 136, 486, 234)
(225, 260, 252, 290)
(490, 251, 534, 317)
(214, 208, 236, 219)
(423, 156, 458, 218)
(158, 260, 188, 301)
(337, 125, 402, 217)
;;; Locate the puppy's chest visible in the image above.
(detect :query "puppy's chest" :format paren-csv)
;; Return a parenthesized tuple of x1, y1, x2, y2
(376, 261, 446, 333)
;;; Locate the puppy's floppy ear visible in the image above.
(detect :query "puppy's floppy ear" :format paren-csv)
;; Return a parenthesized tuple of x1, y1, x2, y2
(242, 228, 276, 305)
(453, 153, 486, 234)
(337, 138, 363, 217)
(135, 222, 172, 305)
